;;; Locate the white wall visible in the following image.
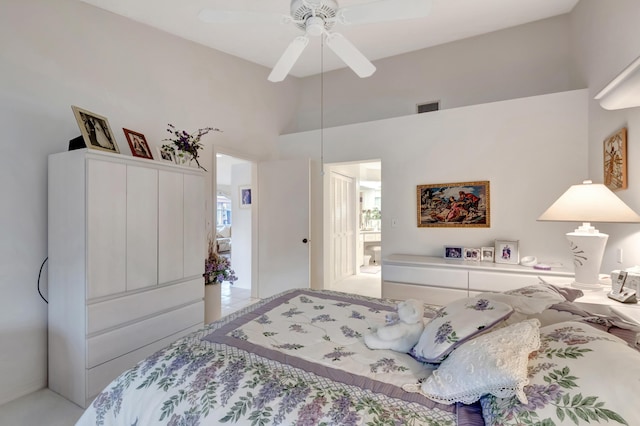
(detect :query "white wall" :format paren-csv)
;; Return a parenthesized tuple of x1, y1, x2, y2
(288, 14, 583, 133)
(0, 0, 297, 405)
(278, 90, 589, 288)
(570, 0, 640, 274)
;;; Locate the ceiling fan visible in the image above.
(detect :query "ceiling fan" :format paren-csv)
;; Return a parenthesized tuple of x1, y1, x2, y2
(199, 0, 432, 82)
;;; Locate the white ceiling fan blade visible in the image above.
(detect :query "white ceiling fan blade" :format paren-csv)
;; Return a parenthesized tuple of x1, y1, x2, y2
(338, 0, 432, 25)
(325, 32, 376, 78)
(198, 9, 284, 24)
(268, 36, 309, 82)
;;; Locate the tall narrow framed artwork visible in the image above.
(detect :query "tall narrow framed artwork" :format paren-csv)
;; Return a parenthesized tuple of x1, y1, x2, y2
(71, 106, 119, 153)
(417, 181, 490, 228)
(603, 127, 627, 191)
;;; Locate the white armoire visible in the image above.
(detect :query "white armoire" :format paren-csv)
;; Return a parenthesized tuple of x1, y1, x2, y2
(48, 149, 205, 407)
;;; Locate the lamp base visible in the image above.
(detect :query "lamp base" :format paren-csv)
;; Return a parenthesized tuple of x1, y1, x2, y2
(570, 281, 605, 290)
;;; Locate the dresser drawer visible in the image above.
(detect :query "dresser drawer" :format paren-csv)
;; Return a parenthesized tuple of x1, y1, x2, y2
(383, 281, 468, 306)
(468, 271, 542, 292)
(85, 322, 202, 407)
(87, 278, 203, 335)
(87, 301, 203, 368)
(383, 265, 467, 289)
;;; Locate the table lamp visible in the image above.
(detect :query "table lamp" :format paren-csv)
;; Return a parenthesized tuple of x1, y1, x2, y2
(538, 180, 640, 289)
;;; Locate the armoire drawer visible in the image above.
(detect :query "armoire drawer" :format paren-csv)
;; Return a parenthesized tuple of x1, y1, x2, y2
(85, 322, 202, 406)
(87, 278, 203, 335)
(87, 301, 203, 368)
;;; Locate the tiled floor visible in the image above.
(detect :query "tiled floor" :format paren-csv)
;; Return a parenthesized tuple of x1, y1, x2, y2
(0, 269, 380, 425)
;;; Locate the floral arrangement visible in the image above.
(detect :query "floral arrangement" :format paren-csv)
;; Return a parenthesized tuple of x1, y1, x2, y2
(204, 235, 237, 285)
(161, 123, 221, 171)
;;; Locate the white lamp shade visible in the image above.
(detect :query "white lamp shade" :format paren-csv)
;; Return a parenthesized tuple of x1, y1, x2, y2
(538, 180, 640, 223)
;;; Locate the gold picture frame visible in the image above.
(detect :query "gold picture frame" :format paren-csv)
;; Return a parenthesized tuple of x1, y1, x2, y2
(71, 106, 119, 154)
(417, 181, 490, 227)
(603, 127, 627, 191)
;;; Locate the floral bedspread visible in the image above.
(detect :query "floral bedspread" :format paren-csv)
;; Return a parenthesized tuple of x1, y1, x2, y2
(76, 289, 482, 426)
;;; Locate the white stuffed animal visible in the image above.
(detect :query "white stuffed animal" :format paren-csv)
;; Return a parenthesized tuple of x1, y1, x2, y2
(364, 299, 425, 353)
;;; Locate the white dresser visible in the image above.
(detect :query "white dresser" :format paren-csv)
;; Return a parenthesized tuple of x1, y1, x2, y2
(48, 149, 205, 407)
(382, 254, 575, 305)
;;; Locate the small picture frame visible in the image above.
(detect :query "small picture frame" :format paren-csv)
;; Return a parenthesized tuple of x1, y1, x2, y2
(444, 246, 463, 260)
(123, 128, 153, 159)
(71, 106, 119, 153)
(494, 239, 519, 264)
(156, 147, 173, 163)
(481, 246, 495, 263)
(239, 185, 252, 208)
(463, 248, 481, 261)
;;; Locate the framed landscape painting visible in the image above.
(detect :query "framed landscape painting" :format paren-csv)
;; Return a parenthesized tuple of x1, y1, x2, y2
(417, 181, 490, 228)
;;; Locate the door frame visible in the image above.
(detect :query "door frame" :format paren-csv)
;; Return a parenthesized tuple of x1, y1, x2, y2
(323, 160, 381, 290)
(212, 147, 259, 298)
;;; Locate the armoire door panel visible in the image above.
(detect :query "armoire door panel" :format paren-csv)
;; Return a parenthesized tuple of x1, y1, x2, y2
(183, 173, 205, 278)
(126, 165, 159, 291)
(158, 170, 184, 283)
(87, 159, 127, 299)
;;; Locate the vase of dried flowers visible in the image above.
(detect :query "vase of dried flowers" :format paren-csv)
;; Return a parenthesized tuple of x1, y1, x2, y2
(161, 123, 221, 171)
(203, 234, 237, 323)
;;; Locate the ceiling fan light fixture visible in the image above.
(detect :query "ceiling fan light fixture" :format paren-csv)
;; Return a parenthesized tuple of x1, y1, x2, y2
(305, 16, 326, 36)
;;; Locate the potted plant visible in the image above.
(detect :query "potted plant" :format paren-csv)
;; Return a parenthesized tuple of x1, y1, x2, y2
(161, 123, 221, 171)
(203, 235, 237, 323)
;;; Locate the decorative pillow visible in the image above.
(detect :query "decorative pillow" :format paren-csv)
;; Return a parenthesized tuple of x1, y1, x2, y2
(481, 320, 640, 425)
(406, 319, 541, 405)
(537, 280, 584, 302)
(478, 283, 566, 316)
(410, 297, 514, 363)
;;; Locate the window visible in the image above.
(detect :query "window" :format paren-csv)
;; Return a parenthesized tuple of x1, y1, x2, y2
(216, 194, 231, 225)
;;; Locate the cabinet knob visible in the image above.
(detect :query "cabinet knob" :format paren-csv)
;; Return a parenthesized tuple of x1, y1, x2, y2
(302, 238, 309, 244)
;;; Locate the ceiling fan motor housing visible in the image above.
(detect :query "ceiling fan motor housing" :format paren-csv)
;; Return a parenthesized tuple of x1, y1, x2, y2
(291, 0, 338, 32)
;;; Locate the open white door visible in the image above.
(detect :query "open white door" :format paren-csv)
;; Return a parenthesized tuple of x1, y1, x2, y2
(258, 158, 310, 298)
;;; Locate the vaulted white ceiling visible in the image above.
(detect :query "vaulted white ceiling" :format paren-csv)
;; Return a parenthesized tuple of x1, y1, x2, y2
(78, 0, 579, 79)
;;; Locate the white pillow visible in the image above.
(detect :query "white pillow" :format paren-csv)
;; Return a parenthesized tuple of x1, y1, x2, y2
(481, 320, 640, 425)
(412, 319, 541, 405)
(410, 297, 514, 363)
(477, 284, 565, 316)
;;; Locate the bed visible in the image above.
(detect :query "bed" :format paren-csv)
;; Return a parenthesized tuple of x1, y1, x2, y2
(76, 286, 640, 426)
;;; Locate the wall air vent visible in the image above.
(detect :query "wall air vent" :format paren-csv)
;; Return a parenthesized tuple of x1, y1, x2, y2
(417, 101, 440, 114)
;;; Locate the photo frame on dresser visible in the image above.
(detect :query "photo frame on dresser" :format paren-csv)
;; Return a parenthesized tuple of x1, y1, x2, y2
(463, 248, 481, 261)
(494, 239, 519, 264)
(444, 246, 463, 260)
(481, 246, 495, 262)
(123, 128, 153, 159)
(417, 181, 490, 228)
(71, 106, 120, 154)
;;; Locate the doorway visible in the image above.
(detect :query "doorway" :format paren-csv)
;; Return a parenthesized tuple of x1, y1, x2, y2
(324, 160, 381, 298)
(214, 152, 258, 313)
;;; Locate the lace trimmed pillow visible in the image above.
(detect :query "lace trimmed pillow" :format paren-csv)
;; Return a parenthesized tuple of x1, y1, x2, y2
(405, 318, 541, 405)
(410, 297, 514, 364)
